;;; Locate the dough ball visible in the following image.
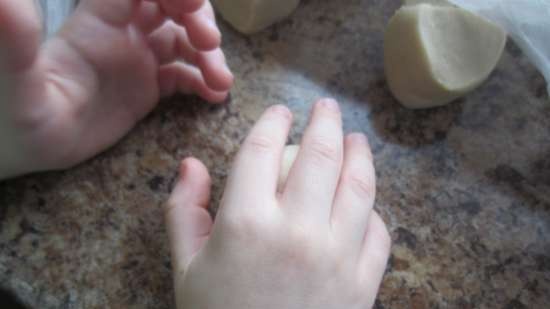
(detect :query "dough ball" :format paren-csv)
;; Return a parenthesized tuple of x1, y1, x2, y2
(384, 4, 507, 109)
(212, 0, 300, 34)
(403, 0, 453, 7)
(278, 145, 300, 191)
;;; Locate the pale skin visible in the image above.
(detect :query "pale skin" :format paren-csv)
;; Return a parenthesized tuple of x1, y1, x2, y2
(0, 0, 233, 178)
(167, 100, 391, 309)
(0, 1, 391, 307)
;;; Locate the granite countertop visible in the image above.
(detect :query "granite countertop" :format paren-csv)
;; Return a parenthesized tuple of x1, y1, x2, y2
(1, 0, 549, 308)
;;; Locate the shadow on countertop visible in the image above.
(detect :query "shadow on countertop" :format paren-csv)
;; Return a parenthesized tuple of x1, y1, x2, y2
(0, 289, 27, 309)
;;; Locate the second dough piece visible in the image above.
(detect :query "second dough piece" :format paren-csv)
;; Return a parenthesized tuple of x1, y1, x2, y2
(213, 0, 300, 34)
(384, 4, 507, 109)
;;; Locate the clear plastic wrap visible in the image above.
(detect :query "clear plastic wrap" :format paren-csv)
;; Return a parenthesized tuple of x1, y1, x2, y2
(448, 0, 550, 97)
(36, 0, 76, 37)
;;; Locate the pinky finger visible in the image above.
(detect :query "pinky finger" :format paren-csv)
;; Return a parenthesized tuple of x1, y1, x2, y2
(158, 62, 229, 103)
(166, 158, 213, 274)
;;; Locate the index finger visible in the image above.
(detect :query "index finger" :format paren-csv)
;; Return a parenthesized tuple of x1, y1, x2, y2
(281, 99, 344, 223)
(220, 105, 293, 216)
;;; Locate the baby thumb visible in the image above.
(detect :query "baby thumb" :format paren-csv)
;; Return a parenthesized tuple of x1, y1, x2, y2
(165, 157, 213, 275)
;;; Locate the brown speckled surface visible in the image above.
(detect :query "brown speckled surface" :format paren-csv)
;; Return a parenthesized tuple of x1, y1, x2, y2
(1, 0, 550, 308)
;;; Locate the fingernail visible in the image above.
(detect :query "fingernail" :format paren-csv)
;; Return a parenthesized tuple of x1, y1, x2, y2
(318, 98, 339, 112)
(268, 105, 292, 119)
(349, 133, 368, 145)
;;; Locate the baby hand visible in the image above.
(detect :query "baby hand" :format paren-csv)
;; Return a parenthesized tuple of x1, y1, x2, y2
(0, 0, 233, 179)
(166, 100, 391, 309)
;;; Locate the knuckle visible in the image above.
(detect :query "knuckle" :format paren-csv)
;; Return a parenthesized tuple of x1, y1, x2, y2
(380, 228, 393, 255)
(163, 197, 187, 219)
(371, 221, 392, 264)
(220, 210, 278, 243)
(243, 135, 276, 155)
(289, 226, 314, 247)
(307, 138, 341, 164)
(283, 225, 323, 267)
(345, 173, 376, 200)
(326, 248, 349, 276)
(371, 245, 391, 270)
(221, 213, 260, 236)
(164, 198, 178, 215)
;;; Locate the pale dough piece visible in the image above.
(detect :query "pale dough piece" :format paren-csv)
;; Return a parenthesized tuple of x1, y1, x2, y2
(404, 0, 453, 7)
(278, 145, 300, 191)
(384, 4, 507, 109)
(212, 0, 300, 34)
